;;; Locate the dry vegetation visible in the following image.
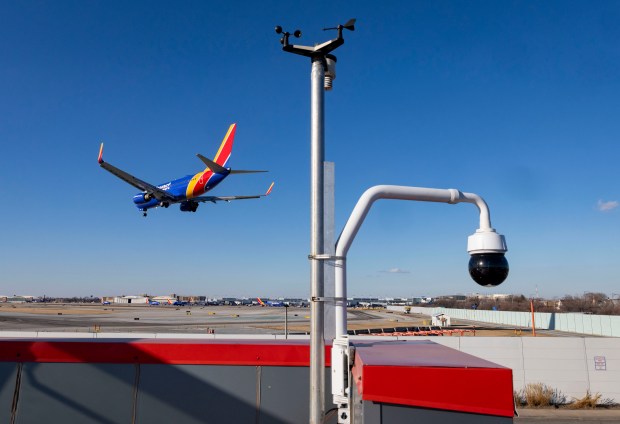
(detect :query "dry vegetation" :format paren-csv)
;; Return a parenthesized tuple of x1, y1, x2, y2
(570, 391, 602, 409)
(433, 293, 620, 315)
(514, 383, 617, 409)
(515, 383, 563, 408)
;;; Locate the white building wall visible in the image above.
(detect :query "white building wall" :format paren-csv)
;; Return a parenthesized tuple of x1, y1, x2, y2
(384, 335, 620, 403)
(392, 306, 620, 337)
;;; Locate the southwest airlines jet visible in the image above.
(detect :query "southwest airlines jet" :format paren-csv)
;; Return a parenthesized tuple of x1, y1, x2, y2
(98, 123, 273, 216)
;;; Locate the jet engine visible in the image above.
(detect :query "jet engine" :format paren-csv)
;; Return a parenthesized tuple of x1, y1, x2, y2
(133, 193, 153, 204)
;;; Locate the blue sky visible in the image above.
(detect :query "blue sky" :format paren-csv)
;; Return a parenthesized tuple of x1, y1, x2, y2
(1, 1, 618, 299)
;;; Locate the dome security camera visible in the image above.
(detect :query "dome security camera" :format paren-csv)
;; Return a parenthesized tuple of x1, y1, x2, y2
(467, 229, 509, 287)
(468, 253, 509, 287)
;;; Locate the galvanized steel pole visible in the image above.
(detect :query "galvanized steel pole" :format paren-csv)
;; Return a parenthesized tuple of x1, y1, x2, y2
(275, 21, 355, 423)
(309, 56, 326, 424)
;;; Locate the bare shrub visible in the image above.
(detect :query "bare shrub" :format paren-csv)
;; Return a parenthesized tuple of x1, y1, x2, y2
(521, 383, 563, 407)
(570, 391, 602, 409)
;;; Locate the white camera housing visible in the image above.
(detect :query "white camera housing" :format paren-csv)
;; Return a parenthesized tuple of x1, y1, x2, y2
(467, 228, 507, 254)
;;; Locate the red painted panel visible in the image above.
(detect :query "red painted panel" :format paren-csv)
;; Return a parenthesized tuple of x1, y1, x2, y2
(0, 339, 333, 367)
(352, 341, 514, 417)
(360, 365, 514, 417)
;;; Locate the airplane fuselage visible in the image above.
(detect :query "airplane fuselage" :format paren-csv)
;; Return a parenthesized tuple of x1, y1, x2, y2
(132, 169, 230, 211)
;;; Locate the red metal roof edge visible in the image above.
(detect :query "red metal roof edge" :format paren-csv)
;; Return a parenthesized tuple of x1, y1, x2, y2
(0, 339, 333, 367)
(352, 341, 514, 418)
(358, 365, 514, 417)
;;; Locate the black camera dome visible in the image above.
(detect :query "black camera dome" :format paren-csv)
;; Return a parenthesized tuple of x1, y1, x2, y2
(468, 253, 509, 287)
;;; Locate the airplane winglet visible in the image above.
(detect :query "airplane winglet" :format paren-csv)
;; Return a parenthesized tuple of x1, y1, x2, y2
(98, 143, 104, 164)
(265, 182, 275, 196)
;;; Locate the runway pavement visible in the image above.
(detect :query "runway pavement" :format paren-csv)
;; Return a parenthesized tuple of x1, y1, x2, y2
(0, 303, 406, 335)
(0, 303, 566, 337)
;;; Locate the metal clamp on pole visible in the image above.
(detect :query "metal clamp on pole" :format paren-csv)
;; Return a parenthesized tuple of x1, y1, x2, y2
(311, 296, 347, 303)
(307, 254, 345, 261)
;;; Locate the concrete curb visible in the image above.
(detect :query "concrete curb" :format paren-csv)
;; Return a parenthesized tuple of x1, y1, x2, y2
(515, 408, 620, 422)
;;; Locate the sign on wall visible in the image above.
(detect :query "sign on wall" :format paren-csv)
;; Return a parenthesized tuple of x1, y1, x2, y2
(594, 356, 606, 371)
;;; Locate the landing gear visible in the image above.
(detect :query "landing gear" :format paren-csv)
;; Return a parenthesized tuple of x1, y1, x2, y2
(179, 201, 199, 213)
(142, 209, 148, 217)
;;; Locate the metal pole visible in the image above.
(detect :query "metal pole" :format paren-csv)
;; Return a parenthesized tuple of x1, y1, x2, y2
(530, 299, 537, 337)
(275, 22, 354, 423)
(309, 56, 325, 424)
(285, 305, 288, 339)
(323, 161, 336, 342)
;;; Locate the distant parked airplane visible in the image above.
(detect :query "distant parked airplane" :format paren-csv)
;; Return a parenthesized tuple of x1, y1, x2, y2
(256, 297, 284, 307)
(98, 123, 273, 216)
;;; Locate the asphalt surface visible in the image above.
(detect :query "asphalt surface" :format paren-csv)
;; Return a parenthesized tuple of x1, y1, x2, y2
(0, 303, 591, 337)
(0, 304, 403, 335)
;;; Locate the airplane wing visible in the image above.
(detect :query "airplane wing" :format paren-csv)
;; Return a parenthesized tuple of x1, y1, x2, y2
(193, 182, 274, 204)
(98, 143, 176, 202)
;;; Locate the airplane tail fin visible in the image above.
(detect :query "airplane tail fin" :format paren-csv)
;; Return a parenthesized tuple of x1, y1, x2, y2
(212, 123, 237, 168)
(257, 297, 266, 306)
(197, 123, 268, 174)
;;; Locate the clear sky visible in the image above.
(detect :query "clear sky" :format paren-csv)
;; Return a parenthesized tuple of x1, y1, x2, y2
(1, 1, 618, 299)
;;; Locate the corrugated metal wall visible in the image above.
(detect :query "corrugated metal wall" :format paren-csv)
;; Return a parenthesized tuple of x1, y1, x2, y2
(0, 363, 335, 424)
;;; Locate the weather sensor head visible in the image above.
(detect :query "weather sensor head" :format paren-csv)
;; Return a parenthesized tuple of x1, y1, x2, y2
(467, 229, 509, 287)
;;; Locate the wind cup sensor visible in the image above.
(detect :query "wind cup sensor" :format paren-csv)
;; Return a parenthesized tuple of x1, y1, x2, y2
(275, 26, 301, 46)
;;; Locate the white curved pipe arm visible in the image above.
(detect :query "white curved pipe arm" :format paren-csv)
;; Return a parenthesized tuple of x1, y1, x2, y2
(333, 185, 501, 337)
(335, 185, 492, 258)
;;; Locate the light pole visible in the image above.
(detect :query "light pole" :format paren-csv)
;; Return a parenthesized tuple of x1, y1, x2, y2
(284, 304, 289, 339)
(330, 185, 509, 423)
(275, 19, 355, 424)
